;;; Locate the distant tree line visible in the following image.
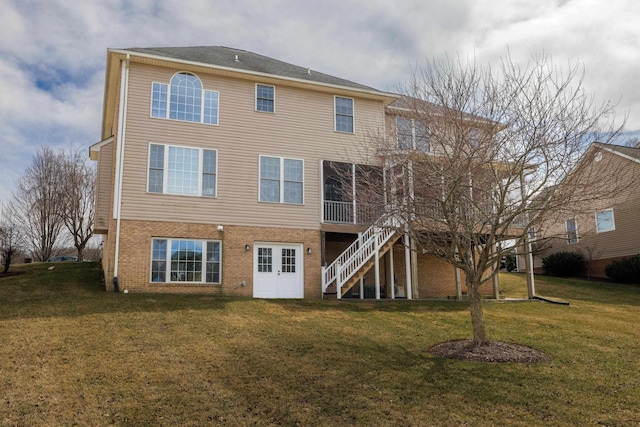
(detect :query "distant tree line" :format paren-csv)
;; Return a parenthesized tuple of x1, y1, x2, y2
(0, 147, 95, 272)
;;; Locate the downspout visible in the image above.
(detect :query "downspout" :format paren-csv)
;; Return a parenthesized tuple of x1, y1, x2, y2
(112, 54, 130, 292)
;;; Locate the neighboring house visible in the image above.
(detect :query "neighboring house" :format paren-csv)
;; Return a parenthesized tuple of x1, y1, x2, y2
(524, 143, 640, 278)
(91, 46, 516, 299)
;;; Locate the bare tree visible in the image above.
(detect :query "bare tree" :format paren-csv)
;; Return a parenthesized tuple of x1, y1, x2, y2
(363, 54, 627, 345)
(9, 147, 65, 262)
(59, 149, 95, 261)
(0, 206, 25, 273)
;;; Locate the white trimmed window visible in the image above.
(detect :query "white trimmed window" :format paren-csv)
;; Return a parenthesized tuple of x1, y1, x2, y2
(148, 144, 217, 197)
(566, 218, 578, 244)
(259, 156, 303, 204)
(595, 209, 615, 233)
(396, 117, 430, 152)
(151, 72, 219, 125)
(256, 84, 275, 112)
(335, 96, 354, 133)
(151, 238, 221, 284)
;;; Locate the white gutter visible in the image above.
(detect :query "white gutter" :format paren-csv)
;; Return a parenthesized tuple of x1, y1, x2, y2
(112, 54, 130, 286)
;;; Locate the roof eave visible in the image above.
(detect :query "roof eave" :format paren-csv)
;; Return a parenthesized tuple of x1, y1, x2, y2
(594, 142, 640, 165)
(89, 136, 114, 160)
(107, 48, 399, 104)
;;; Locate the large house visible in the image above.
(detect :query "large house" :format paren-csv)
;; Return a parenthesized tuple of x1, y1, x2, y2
(91, 46, 513, 299)
(524, 142, 640, 278)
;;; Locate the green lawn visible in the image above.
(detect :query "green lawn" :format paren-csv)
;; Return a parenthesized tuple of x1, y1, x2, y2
(1, 263, 639, 426)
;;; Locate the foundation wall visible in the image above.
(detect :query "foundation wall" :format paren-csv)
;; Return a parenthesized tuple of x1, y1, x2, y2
(103, 219, 322, 297)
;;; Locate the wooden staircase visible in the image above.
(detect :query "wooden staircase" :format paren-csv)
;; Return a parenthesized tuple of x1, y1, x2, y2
(322, 216, 400, 299)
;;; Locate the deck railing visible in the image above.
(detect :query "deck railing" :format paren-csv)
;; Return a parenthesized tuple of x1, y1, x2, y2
(323, 201, 383, 225)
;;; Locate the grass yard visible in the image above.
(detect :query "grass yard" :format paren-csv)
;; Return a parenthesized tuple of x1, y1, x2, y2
(1, 263, 639, 426)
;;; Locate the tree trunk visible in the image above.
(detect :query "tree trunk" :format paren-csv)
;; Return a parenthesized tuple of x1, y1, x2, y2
(2, 251, 11, 273)
(467, 278, 488, 344)
(76, 245, 84, 262)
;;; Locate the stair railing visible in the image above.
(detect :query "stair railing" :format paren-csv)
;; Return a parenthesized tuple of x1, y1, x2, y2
(322, 215, 399, 297)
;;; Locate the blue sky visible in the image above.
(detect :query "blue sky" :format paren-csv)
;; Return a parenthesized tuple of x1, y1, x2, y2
(1, 0, 639, 203)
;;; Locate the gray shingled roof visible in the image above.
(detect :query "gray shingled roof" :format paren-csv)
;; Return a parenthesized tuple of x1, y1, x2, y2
(595, 142, 640, 161)
(120, 46, 382, 93)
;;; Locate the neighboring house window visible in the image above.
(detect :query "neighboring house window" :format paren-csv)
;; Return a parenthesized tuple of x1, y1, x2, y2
(151, 72, 219, 125)
(566, 218, 578, 244)
(259, 156, 303, 204)
(335, 96, 354, 133)
(256, 84, 275, 112)
(148, 144, 217, 197)
(469, 128, 480, 147)
(151, 238, 221, 284)
(396, 117, 430, 152)
(595, 209, 615, 233)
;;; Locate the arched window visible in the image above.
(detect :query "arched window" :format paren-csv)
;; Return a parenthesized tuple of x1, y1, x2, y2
(170, 72, 202, 122)
(151, 72, 219, 125)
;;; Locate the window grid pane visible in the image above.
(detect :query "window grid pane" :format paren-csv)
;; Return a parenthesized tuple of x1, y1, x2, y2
(152, 239, 220, 284)
(202, 149, 217, 197)
(151, 239, 167, 282)
(260, 157, 281, 202)
(170, 73, 202, 122)
(206, 241, 221, 283)
(168, 146, 200, 195)
(260, 180, 280, 202)
(152, 83, 168, 118)
(204, 90, 219, 125)
(152, 74, 217, 126)
(170, 240, 203, 282)
(256, 85, 275, 112)
(260, 157, 280, 179)
(258, 247, 272, 273)
(335, 97, 353, 133)
(281, 248, 296, 273)
(284, 159, 303, 204)
(283, 182, 303, 204)
(148, 144, 165, 193)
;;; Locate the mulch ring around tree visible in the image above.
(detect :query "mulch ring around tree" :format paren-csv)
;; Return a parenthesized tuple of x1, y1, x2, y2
(429, 339, 551, 363)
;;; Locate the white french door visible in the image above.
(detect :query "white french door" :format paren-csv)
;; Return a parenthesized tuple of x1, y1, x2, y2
(253, 243, 303, 298)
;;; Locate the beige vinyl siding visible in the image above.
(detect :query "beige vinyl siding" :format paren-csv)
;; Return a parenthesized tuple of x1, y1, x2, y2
(118, 62, 385, 229)
(596, 195, 640, 258)
(94, 141, 114, 233)
(539, 151, 640, 261)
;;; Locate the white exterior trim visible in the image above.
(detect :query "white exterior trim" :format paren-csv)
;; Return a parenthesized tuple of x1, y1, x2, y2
(113, 55, 130, 280)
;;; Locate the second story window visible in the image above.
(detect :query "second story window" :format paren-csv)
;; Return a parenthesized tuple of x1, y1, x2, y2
(148, 143, 217, 197)
(595, 209, 615, 233)
(566, 218, 578, 244)
(256, 84, 275, 112)
(259, 156, 304, 204)
(396, 117, 430, 152)
(335, 96, 354, 133)
(151, 72, 219, 125)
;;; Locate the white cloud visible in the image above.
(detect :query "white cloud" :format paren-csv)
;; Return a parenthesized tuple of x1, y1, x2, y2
(0, 0, 638, 204)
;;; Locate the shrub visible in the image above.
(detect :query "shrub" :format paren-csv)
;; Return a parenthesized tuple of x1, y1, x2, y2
(505, 254, 517, 272)
(542, 251, 585, 277)
(605, 255, 640, 284)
